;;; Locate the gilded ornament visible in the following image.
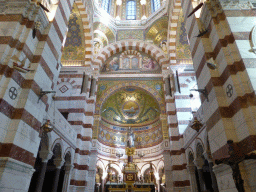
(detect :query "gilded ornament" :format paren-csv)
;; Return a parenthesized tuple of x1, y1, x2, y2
(125, 147, 135, 156)
(191, 117, 203, 132)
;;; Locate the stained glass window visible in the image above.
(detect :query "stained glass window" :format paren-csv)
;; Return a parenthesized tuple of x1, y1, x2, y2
(126, 0, 136, 20)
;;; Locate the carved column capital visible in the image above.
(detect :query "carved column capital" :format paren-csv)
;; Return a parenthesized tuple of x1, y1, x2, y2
(64, 164, 74, 173)
(39, 150, 53, 163)
(54, 158, 65, 169)
(203, 151, 213, 163)
(187, 165, 196, 174)
(194, 158, 205, 169)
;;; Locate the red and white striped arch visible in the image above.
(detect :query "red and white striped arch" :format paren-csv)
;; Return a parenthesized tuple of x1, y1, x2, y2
(93, 40, 168, 68)
(75, 0, 93, 67)
(168, 0, 182, 65)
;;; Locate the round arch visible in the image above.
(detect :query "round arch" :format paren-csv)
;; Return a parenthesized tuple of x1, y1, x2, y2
(51, 138, 65, 159)
(195, 140, 205, 159)
(63, 147, 73, 164)
(187, 150, 195, 165)
(93, 40, 168, 68)
(156, 160, 164, 174)
(141, 163, 157, 175)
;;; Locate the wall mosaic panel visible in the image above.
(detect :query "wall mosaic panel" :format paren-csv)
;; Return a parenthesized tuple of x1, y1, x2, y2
(100, 50, 161, 73)
(117, 30, 144, 41)
(98, 119, 163, 148)
(61, 3, 85, 62)
(176, 9, 192, 59)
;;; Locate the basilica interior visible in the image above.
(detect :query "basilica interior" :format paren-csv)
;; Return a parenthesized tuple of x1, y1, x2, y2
(1, 0, 256, 192)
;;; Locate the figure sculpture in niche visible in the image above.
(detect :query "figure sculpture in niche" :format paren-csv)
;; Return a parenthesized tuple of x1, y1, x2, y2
(127, 127, 135, 147)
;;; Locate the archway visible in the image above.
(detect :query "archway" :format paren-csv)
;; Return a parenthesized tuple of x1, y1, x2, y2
(28, 133, 52, 192)
(93, 40, 168, 69)
(42, 142, 63, 192)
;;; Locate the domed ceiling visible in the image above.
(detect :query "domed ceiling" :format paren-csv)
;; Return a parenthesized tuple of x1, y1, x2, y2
(101, 87, 160, 126)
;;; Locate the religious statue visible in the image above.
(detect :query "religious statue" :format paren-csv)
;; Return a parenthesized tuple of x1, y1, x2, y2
(127, 127, 135, 148)
(139, 175, 143, 183)
(118, 175, 122, 183)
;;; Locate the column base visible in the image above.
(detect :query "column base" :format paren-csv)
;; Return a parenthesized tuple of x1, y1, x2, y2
(0, 157, 35, 192)
(213, 164, 237, 192)
(243, 159, 256, 191)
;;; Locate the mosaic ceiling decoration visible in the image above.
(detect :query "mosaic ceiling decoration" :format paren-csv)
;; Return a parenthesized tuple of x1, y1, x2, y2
(95, 78, 165, 119)
(100, 50, 161, 73)
(176, 9, 192, 60)
(145, 16, 168, 53)
(100, 87, 160, 125)
(93, 22, 115, 45)
(61, 3, 85, 63)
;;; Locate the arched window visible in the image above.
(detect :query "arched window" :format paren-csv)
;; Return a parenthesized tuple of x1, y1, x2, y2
(152, 0, 160, 12)
(102, 0, 111, 13)
(126, 0, 136, 20)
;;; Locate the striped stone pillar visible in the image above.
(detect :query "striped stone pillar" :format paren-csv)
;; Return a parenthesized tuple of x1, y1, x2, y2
(181, 0, 256, 191)
(0, 0, 74, 191)
(163, 75, 190, 190)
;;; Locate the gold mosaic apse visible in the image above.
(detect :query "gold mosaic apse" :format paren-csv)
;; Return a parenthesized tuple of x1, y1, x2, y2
(100, 87, 160, 126)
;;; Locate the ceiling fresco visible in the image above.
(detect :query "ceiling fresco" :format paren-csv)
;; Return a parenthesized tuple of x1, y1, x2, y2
(61, 3, 85, 63)
(100, 50, 161, 74)
(100, 87, 160, 125)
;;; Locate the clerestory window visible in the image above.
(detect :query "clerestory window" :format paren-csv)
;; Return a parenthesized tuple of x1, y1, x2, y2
(102, 0, 111, 13)
(152, 0, 160, 12)
(126, 0, 136, 20)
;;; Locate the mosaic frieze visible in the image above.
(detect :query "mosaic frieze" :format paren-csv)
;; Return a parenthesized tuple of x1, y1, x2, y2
(101, 50, 161, 73)
(98, 120, 163, 148)
(117, 30, 144, 41)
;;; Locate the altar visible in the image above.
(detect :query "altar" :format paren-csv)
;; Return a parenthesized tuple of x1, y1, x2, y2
(106, 182, 155, 192)
(104, 128, 157, 192)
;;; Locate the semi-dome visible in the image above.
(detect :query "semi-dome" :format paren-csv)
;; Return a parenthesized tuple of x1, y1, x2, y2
(98, 87, 163, 148)
(100, 87, 160, 126)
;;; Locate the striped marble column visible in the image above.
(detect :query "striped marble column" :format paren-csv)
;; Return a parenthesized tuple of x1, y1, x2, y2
(181, 0, 256, 191)
(0, 0, 75, 191)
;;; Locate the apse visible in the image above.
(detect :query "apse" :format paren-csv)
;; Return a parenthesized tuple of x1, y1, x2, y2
(98, 87, 163, 149)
